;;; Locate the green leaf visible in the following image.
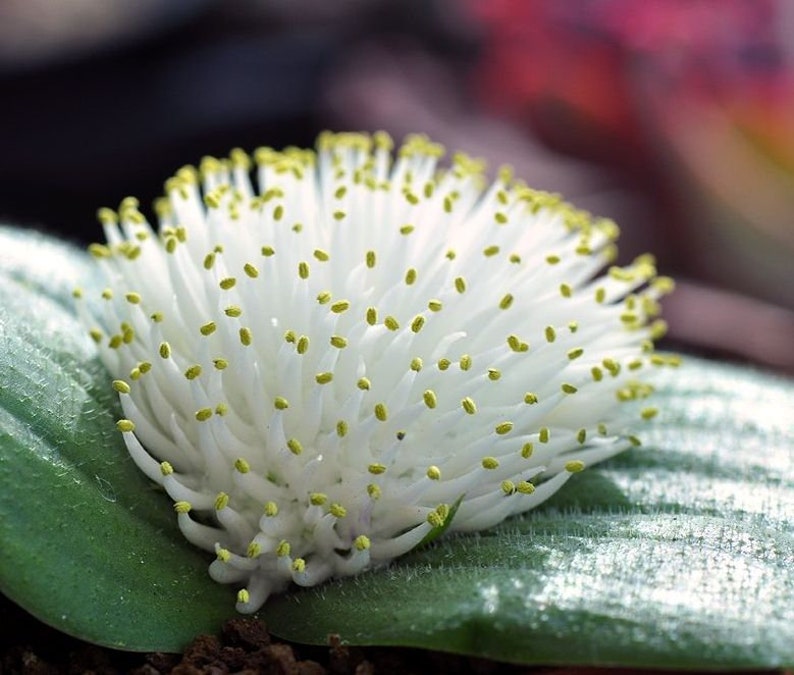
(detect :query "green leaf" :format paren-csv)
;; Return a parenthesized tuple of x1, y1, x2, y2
(1, 225, 792, 668)
(260, 363, 794, 669)
(0, 227, 236, 651)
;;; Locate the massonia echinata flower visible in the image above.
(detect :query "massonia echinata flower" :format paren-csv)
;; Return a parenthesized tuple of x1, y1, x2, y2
(75, 131, 676, 613)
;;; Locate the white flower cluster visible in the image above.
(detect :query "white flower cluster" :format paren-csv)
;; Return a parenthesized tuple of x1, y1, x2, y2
(77, 132, 676, 612)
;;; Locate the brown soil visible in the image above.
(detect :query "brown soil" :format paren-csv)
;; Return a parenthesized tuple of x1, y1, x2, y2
(1, 595, 787, 674)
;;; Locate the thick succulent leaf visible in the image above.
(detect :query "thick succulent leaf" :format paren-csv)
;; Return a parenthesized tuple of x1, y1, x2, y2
(1, 225, 792, 667)
(261, 362, 794, 668)
(0, 227, 236, 651)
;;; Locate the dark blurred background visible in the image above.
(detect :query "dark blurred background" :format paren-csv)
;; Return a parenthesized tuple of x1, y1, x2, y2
(1, 0, 792, 374)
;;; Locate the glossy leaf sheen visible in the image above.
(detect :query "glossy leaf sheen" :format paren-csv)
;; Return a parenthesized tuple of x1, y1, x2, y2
(0, 227, 235, 650)
(1, 226, 792, 667)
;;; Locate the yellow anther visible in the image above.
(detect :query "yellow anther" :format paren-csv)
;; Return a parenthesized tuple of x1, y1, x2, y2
(426, 466, 441, 480)
(641, 407, 659, 420)
(539, 427, 550, 443)
(112, 380, 130, 394)
(331, 300, 350, 313)
(423, 390, 437, 409)
(565, 460, 586, 473)
(264, 501, 279, 517)
(309, 492, 327, 506)
(213, 358, 228, 370)
(483, 245, 500, 257)
(214, 492, 229, 510)
(546, 254, 560, 265)
(239, 327, 252, 346)
(427, 510, 445, 528)
(336, 420, 348, 437)
(384, 316, 400, 331)
(224, 305, 242, 317)
(298, 261, 310, 279)
(438, 358, 451, 370)
(297, 336, 309, 354)
(247, 542, 262, 558)
(368, 463, 387, 475)
(482, 456, 499, 470)
(454, 276, 467, 293)
(495, 421, 513, 435)
(330, 503, 347, 518)
(261, 245, 275, 257)
(561, 383, 578, 394)
(313, 249, 330, 261)
(116, 419, 135, 433)
(499, 293, 514, 310)
(507, 334, 529, 352)
(366, 250, 376, 268)
(174, 501, 192, 514)
(501, 480, 515, 495)
(276, 540, 291, 557)
(560, 283, 573, 298)
(354, 535, 371, 551)
(366, 307, 378, 325)
(287, 438, 303, 455)
(274, 396, 290, 410)
(488, 368, 501, 381)
(315, 372, 333, 384)
(459, 354, 472, 371)
(184, 365, 202, 380)
(243, 263, 259, 278)
(195, 408, 213, 421)
(428, 299, 442, 312)
(374, 403, 388, 421)
(405, 268, 417, 285)
(329, 335, 347, 349)
(577, 428, 587, 444)
(357, 377, 371, 390)
(461, 397, 477, 415)
(517, 481, 535, 494)
(521, 442, 534, 459)
(367, 483, 381, 499)
(410, 357, 423, 371)
(219, 277, 236, 290)
(567, 348, 584, 360)
(234, 458, 250, 474)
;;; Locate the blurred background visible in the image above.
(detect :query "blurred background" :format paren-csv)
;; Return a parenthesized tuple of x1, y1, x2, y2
(1, 0, 792, 374)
